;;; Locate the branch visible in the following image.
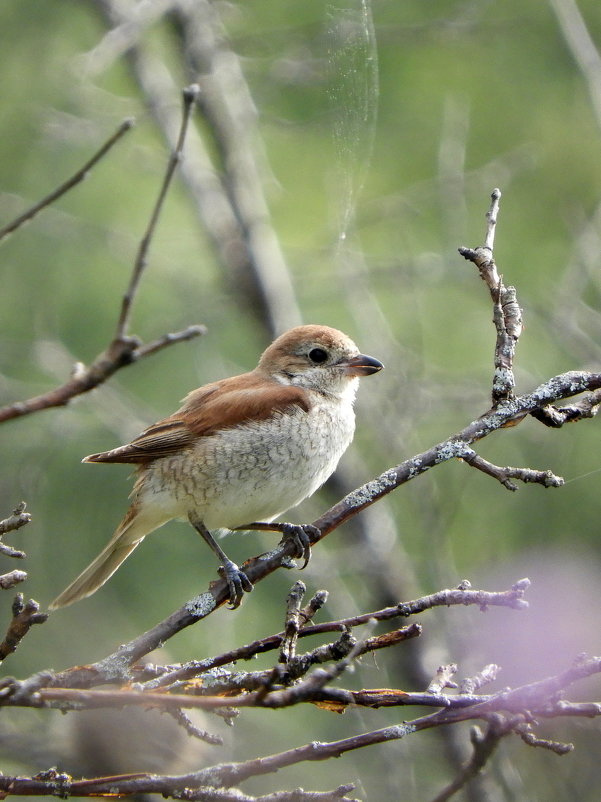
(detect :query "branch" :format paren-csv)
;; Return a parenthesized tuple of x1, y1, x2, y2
(28, 653, 601, 716)
(0, 325, 206, 423)
(279, 581, 306, 664)
(115, 83, 199, 338)
(173, 0, 303, 336)
(0, 87, 207, 426)
(47, 579, 529, 690)
(0, 119, 134, 242)
(462, 450, 564, 491)
(0, 767, 358, 801)
(36, 654, 601, 794)
(0, 594, 48, 663)
(0, 502, 32, 560)
(0, 502, 32, 536)
(0, 571, 28, 590)
(459, 188, 523, 404)
(430, 715, 513, 802)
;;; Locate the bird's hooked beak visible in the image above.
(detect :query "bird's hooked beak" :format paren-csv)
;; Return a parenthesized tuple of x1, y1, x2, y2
(341, 353, 384, 377)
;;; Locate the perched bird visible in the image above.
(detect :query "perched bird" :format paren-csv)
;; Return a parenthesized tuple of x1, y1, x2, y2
(50, 325, 383, 610)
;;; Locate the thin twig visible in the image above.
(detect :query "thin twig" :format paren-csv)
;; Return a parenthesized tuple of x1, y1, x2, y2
(132, 323, 207, 358)
(0, 119, 134, 243)
(0, 325, 206, 424)
(430, 715, 513, 802)
(462, 450, 564, 491)
(164, 707, 223, 745)
(514, 722, 573, 756)
(115, 84, 199, 339)
(0, 85, 207, 427)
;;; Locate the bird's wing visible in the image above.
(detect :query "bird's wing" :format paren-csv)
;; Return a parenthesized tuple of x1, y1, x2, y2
(83, 419, 196, 463)
(83, 373, 310, 464)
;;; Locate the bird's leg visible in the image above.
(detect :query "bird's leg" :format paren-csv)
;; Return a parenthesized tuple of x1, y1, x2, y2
(238, 522, 320, 569)
(188, 514, 253, 608)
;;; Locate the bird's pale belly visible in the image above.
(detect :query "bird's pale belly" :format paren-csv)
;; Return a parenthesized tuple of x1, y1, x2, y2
(140, 405, 355, 530)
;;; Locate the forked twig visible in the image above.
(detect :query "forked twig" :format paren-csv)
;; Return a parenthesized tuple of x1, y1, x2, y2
(0, 86, 205, 426)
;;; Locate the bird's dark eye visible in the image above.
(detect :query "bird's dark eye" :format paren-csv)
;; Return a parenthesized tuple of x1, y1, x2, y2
(308, 347, 328, 364)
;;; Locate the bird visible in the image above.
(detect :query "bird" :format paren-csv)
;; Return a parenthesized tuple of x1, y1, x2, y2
(49, 325, 383, 610)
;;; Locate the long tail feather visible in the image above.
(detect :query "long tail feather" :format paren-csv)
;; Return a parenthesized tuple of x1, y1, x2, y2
(50, 504, 165, 610)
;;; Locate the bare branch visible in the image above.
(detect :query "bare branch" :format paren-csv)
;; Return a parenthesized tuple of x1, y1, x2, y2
(484, 186, 501, 250)
(298, 590, 329, 627)
(115, 84, 199, 339)
(0, 502, 32, 536)
(0, 767, 357, 801)
(164, 707, 223, 746)
(50, 580, 529, 690)
(0, 326, 206, 424)
(427, 664, 458, 695)
(459, 189, 523, 404)
(173, 0, 303, 336)
(462, 450, 564, 491)
(93, 0, 302, 338)
(0, 595, 48, 663)
(460, 664, 501, 695)
(0, 87, 207, 427)
(132, 323, 207, 358)
(0, 119, 134, 243)
(531, 386, 601, 427)
(430, 715, 513, 802)
(0, 571, 28, 590)
(514, 722, 573, 756)
(279, 581, 306, 665)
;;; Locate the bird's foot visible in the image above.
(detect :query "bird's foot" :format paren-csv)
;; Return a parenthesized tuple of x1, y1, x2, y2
(218, 559, 253, 609)
(278, 523, 320, 569)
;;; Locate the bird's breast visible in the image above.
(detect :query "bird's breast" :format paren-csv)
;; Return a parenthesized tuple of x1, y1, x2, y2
(140, 398, 355, 529)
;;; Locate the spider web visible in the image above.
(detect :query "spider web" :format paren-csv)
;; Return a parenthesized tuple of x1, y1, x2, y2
(326, 0, 379, 243)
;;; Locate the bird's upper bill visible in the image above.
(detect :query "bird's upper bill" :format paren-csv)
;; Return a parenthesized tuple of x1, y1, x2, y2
(341, 353, 384, 377)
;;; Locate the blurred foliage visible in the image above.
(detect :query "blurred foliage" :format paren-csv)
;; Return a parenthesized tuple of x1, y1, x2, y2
(1, 0, 601, 799)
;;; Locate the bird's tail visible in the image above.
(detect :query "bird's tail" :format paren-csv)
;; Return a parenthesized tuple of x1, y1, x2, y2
(49, 504, 166, 610)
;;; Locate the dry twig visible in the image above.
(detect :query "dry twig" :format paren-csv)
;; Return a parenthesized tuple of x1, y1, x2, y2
(0, 120, 133, 242)
(0, 89, 206, 425)
(0, 594, 48, 663)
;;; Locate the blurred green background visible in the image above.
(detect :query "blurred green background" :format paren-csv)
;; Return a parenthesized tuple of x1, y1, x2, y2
(2, 0, 601, 799)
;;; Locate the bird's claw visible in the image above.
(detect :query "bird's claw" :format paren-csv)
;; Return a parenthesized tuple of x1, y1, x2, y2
(279, 523, 319, 569)
(218, 559, 253, 609)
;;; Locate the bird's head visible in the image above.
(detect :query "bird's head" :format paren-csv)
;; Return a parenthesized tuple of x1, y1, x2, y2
(257, 325, 383, 398)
